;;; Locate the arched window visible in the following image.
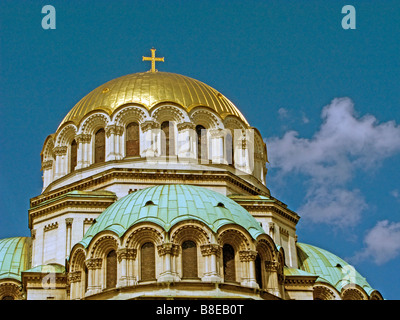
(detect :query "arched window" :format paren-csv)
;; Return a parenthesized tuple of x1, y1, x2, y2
(70, 139, 77, 172)
(84, 265, 88, 293)
(106, 250, 117, 289)
(94, 128, 105, 163)
(182, 240, 198, 279)
(141, 242, 156, 281)
(196, 125, 207, 160)
(223, 244, 235, 282)
(126, 122, 140, 157)
(1, 296, 14, 300)
(161, 121, 175, 156)
(255, 253, 263, 288)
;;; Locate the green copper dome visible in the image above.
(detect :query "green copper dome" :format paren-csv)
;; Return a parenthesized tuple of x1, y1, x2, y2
(297, 243, 377, 296)
(80, 184, 265, 247)
(0, 237, 31, 282)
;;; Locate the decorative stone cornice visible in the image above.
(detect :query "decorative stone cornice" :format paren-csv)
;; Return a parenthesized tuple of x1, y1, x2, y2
(239, 250, 258, 262)
(105, 125, 124, 137)
(85, 258, 102, 270)
(200, 244, 221, 257)
(117, 248, 137, 262)
(44, 222, 58, 232)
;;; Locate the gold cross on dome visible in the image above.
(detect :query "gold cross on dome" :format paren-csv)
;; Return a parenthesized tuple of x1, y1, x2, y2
(142, 48, 164, 72)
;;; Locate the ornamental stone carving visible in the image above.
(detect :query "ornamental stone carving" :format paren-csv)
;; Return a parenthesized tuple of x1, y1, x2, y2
(265, 260, 279, 272)
(141, 120, 160, 132)
(68, 271, 82, 283)
(105, 125, 124, 137)
(75, 133, 92, 143)
(157, 243, 179, 256)
(239, 250, 258, 262)
(200, 244, 221, 257)
(41, 160, 53, 170)
(85, 258, 102, 270)
(53, 146, 68, 156)
(117, 248, 137, 262)
(177, 122, 196, 132)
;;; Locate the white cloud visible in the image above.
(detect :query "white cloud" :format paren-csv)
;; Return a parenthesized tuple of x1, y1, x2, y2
(353, 220, 400, 265)
(265, 97, 400, 227)
(277, 107, 289, 119)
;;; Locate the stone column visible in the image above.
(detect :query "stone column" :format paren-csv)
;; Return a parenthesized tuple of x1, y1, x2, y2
(209, 129, 225, 164)
(177, 122, 196, 160)
(200, 244, 222, 283)
(117, 248, 137, 287)
(85, 258, 102, 296)
(65, 218, 73, 258)
(105, 125, 124, 161)
(265, 261, 280, 296)
(239, 250, 259, 288)
(141, 121, 160, 158)
(75, 133, 92, 169)
(68, 271, 81, 300)
(41, 160, 53, 190)
(53, 146, 68, 180)
(157, 243, 180, 282)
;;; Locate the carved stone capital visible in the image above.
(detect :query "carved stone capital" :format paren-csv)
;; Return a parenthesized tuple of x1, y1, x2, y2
(68, 271, 82, 283)
(85, 258, 102, 270)
(239, 250, 258, 262)
(65, 218, 74, 228)
(53, 146, 68, 156)
(117, 248, 137, 262)
(105, 125, 124, 137)
(75, 133, 92, 143)
(141, 120, 160, 132)
(41, 160, 53, 170)
(209, 129, 225, 138)
(265, 261, 279, 272)
(157, 243, 179, 256)
(200, 244, 221, 257)
(177, 122, 195, 132)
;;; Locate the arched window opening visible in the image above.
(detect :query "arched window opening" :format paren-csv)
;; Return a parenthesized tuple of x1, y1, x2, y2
(126, 122, 140, 157)
(255, 253, 263, 288)
(94, 128, 105, 163)
(70, 139, 77, 172)
(196, 125, 207, 160)
(1, 296, 14, 300)
(106, 250, 117, 289)
(182, 240, 198, 279)
(223, 244, 235, 282)
(161, 121, 175, 156)
(141, 242, 156, 281)
(84, 265, 88, 293)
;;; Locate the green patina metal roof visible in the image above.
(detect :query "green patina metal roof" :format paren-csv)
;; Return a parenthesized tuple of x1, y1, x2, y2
(297, 242, 376, 296)
(0, 237, 31, 282)
(22, 263, 65, 274)
(80, 184, 265, 247)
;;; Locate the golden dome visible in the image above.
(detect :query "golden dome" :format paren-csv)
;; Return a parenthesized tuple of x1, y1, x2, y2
(59, 71, 249, 128)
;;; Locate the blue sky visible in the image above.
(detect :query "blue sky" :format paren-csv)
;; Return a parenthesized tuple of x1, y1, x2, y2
(1, 0, 399, 299)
